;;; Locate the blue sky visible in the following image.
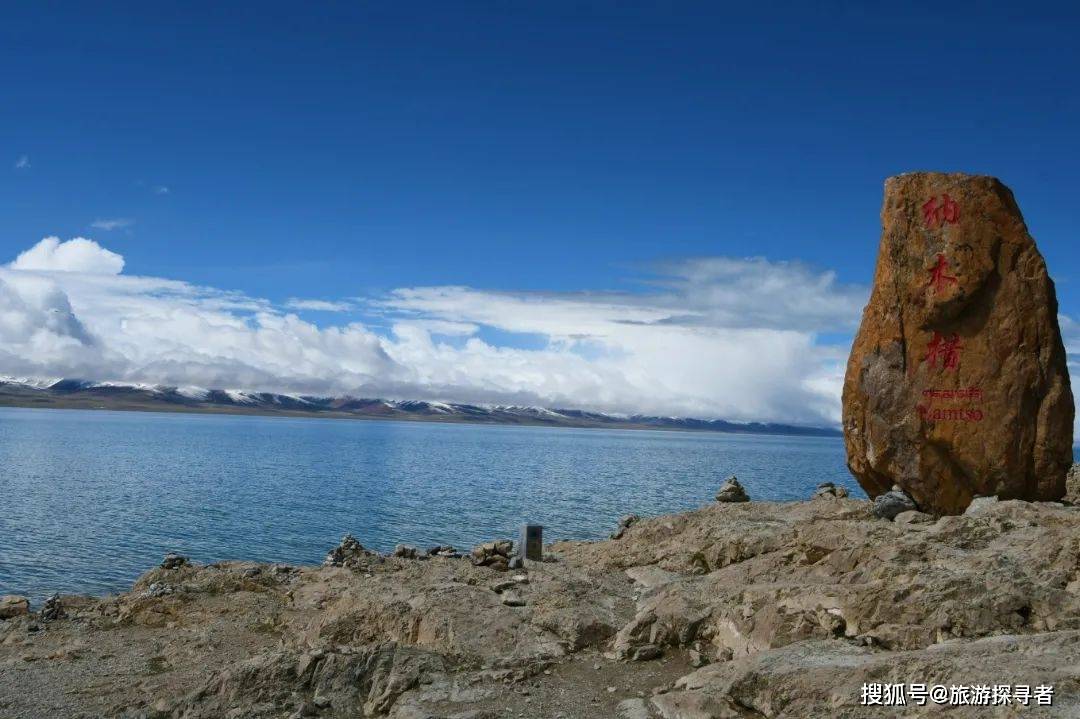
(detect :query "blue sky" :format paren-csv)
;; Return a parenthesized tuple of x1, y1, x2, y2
(0, 2, 1077, 425)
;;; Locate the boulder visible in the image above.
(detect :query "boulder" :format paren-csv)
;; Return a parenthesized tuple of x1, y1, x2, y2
(714, 476, 749, 503)
(871, 487, 917, 520)
(843, 172, 1074, 514)
(0, 595, 29, 619)
(393, 544, 419, 559)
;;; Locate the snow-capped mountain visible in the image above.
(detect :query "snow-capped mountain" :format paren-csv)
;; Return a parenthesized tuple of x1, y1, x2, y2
(0, 377, 840, 437)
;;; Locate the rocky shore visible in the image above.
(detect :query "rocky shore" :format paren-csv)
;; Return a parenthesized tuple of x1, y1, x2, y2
(2, 473, 1080, 718)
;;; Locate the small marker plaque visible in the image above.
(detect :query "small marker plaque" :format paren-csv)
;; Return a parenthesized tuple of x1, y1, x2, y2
(519, 524, 543, 561)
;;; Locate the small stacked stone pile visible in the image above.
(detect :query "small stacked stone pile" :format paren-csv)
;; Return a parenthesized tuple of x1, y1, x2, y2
(715, 476, 749, 503)
(323, 534, 376, 568)
(161, 553, 190, 570)
(471, 539, 514, 571)
(40, 593, 63, 622)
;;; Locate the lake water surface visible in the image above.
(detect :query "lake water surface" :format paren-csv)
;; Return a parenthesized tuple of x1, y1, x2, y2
(0, 407, 858, 601)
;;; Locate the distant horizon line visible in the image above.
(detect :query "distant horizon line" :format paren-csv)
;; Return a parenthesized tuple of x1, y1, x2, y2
(0, 374, 843, 435)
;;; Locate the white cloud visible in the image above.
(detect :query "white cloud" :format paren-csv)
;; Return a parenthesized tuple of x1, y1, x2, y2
(379, 274, 861, 423)
(90, 218, 135, 231)
(1062, 314, 1079, 355)
(0, 238, 875, 425)
(14, 155, 30, 169)
(153, 185, 170, 195)
(10, 237, 124, 275)
(1061, 314, 1080, 442)
(284, 298, 355, 312)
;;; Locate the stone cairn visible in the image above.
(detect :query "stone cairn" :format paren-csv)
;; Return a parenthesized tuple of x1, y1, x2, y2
(471, 539, 514, 571)
(324, 534, 376, 568)
(715, 476, 750, 503)
(161, 552, 190, 570)
(40, 593, 63, 622)
(843, 173, 1073, 514)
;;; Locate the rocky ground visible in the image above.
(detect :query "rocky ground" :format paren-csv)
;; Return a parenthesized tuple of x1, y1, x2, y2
(2, 474, 1080, 718)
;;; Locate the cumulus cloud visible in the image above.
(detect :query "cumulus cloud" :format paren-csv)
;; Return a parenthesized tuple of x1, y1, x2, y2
(379, 272, 861, 423)
(10, 237, 125, 274)
(0, 237, 875, 425)
(90, 218, 135, 231)
(153, 185, 169, 195)
(14, 155, 30, 169)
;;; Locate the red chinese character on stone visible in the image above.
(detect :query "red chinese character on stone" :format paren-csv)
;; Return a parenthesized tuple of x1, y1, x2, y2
(924, 332, 962, 371)
(940, 193, 959, 223)
(922, 194, 960, 227)
(926, 253, 958, 293)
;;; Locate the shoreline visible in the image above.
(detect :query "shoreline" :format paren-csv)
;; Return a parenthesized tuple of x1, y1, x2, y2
(4, 495, 867, 606)
(2, 488, 1078, 718)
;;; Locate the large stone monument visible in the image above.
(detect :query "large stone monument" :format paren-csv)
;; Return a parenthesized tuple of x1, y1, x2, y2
(843, 172, 1074, 514)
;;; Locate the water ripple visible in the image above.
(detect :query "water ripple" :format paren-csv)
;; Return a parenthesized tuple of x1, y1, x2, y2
(0, 407, 857, 602)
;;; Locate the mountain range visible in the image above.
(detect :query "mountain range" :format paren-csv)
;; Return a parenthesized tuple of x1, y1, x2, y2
(0, 377, 840, 437)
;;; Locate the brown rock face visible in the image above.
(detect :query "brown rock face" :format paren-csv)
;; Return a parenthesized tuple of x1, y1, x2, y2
(843, 172, 1073, 514)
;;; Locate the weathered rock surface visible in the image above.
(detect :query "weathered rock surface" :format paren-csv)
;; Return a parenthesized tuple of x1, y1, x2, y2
(611, 513, 640, 539)
(2, 497, 1078, 718)
(427, 544, 461, 559)
(843, 172, 1074, 514)
(811, 481, 848, 500)
(0, 595, 29, 620)
(392, 544, 419, 559)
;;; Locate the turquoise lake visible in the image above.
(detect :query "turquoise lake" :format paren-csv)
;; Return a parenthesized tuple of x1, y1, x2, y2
(0, 407, 858, 601)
